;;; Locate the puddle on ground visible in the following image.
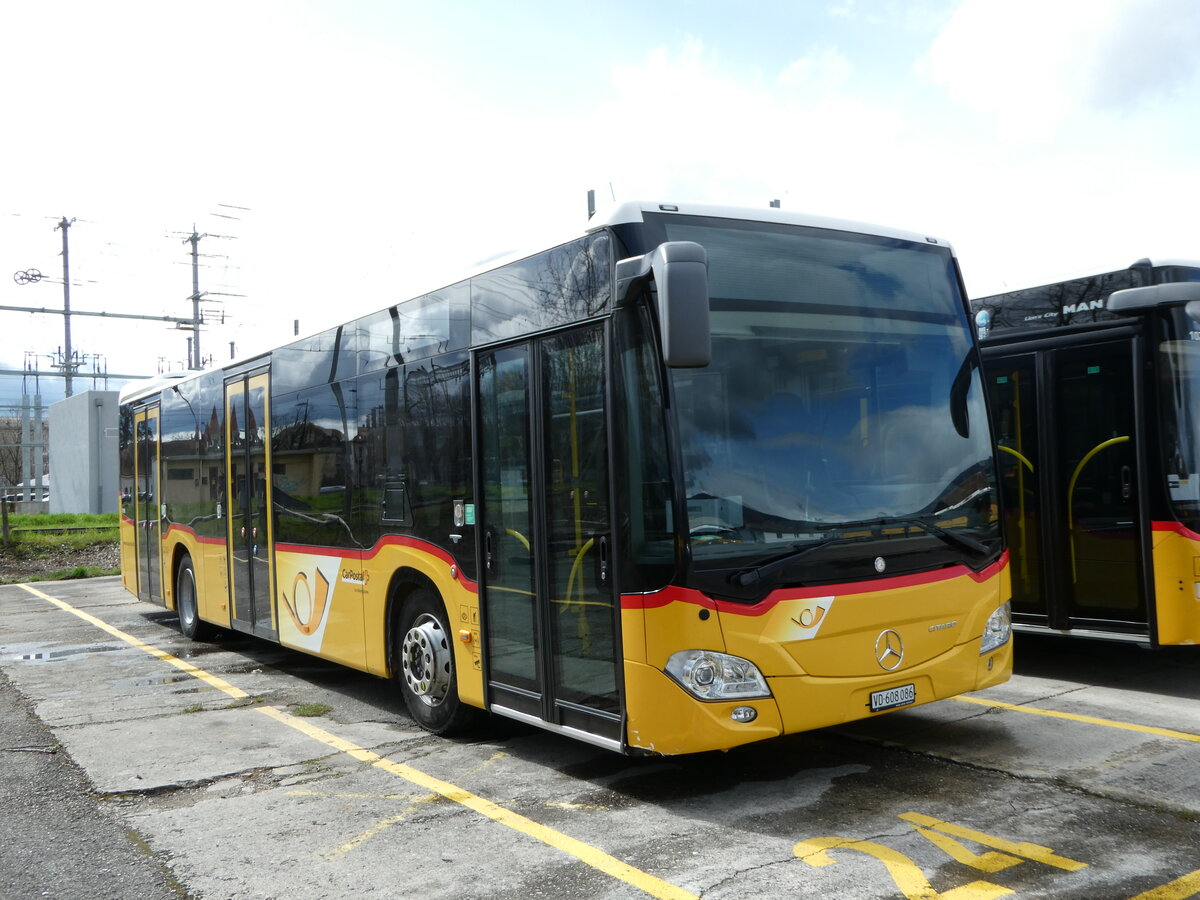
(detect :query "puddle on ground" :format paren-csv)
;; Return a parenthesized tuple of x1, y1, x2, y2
(15, 644, 125, 663)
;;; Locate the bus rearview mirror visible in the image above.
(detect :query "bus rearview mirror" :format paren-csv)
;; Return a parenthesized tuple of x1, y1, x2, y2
(616, 241, 711, 368)
(1109, 282, 1200, 315)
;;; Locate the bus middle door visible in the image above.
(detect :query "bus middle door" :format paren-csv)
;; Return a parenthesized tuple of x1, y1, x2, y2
(224, 370, 278, 639)
(133, 405, 163, 604)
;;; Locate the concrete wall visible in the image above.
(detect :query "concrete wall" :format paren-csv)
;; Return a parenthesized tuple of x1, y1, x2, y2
(48, 391, 120, 514)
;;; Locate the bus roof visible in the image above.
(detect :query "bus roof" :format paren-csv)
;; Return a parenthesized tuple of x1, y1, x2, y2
(971, 258, 1200, 339)
(119, 371, 187, 406)
(974, 257, 1200, 301)
(589, 200, 954, 252)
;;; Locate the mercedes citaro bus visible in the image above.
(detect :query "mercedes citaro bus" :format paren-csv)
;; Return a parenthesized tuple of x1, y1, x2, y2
(120, 201, 1012, 755)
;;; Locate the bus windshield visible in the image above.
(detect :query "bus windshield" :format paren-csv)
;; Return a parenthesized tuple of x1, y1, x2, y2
(659, 216, 999, 579)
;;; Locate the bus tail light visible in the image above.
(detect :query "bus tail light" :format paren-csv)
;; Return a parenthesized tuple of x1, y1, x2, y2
(665, 650, 771, 701)
(980, 602, 1012, 654)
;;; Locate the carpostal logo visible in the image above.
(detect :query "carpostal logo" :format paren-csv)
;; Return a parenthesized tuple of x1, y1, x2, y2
(789, 596, 835, 640)
(340, 567, 370, 588)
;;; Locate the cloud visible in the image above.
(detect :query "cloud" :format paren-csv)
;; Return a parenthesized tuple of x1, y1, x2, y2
(919, 0, 1200, 137)
(778, 47, 853, 93)
(5, 3, 1197, 387)
(1087, 1, 1200, 110)
(599, 40, 912, 224)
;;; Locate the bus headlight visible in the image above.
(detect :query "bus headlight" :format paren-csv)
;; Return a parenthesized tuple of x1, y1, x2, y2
(665, 650, 771, 701)
(980, 601, 1012, 654)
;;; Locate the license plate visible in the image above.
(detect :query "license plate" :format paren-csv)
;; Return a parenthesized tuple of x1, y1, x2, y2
(870, 683, 916, 713)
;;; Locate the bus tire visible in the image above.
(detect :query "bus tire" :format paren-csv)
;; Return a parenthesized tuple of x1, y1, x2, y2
(396, 587, 476, 735)
(176, 555, 214, 641)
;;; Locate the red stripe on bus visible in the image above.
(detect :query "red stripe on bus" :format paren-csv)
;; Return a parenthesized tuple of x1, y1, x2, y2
(273, 535, 479, 592)
(621, 552, 1009, 617)
(161, 523, 226, 545)
(1151, 520, 1200, 542)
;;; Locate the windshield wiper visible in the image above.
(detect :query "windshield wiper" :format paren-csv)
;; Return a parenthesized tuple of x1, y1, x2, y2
(875, 515, 991, 556)
(731, 535, 871, 587)
(730, 516, 991, 589)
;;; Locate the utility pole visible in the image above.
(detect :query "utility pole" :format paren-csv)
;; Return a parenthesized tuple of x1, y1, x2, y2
(184, 230, 205, 369)
(179, 226, 242, 370)
(55, 217, 77, 396)
(6, 211, 245, 389)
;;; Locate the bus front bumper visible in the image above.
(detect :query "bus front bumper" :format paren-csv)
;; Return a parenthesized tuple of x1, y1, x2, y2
(622, 637, 1012, 755)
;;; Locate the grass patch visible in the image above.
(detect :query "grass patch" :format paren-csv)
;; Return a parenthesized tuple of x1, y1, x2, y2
(224, 697, 264, 709)
(4, 512, 119, 550)
(293, 703, 332, 718)
(0, 565, 119, 585)
(42, 566, 111, 581)
(182, 704, 205, 714)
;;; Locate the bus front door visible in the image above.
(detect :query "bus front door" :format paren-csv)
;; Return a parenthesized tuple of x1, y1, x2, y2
(987, 338, 1149, 635)
(478, 324, 622, 748)
(133, 405, 162, 604)
(224, 371, 277, 639)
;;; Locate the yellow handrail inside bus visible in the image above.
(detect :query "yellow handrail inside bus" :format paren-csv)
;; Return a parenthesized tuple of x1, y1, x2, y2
(1009, 369, 1031, 585)
(564, 537, 599, 655)
(505, 528, 530, 551)
(999, 443, 1034, 586)
(1067, 435, 1130, 583)
(565, 537, 595, 610)
(998, 444, 1034, 472)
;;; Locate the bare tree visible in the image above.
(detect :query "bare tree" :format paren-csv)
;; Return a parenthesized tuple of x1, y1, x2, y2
(0, 416, 48, 492)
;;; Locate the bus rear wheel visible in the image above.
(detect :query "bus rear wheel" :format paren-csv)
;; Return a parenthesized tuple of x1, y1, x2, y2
(175, 555, 214, 641)
(396, 588, 476, 735)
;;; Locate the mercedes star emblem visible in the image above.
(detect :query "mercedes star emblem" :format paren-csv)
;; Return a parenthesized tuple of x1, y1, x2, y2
(875, 629, 904, 671)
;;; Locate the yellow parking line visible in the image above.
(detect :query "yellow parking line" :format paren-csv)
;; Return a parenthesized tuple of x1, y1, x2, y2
(952, 695, 1200, 743)
(321, 795, 437, 861)
(16, 583, 698, 900)
(259, 705, 696, 898)
(17, 584, 246, 699)
(1128, 868, 1200, 900)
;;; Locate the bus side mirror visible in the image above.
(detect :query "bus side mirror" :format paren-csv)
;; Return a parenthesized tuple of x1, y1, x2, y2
(1109, 282, 1200, 315)
(616, 241, 711, 368)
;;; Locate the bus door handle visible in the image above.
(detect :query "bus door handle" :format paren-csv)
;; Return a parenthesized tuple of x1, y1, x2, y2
(485, 527, 498, 578)
(595, 533, 610, 591)
(1121, 465, 1133, 501)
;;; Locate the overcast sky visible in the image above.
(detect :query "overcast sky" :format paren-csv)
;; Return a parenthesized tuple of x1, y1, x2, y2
(3, 0, 1199, 403)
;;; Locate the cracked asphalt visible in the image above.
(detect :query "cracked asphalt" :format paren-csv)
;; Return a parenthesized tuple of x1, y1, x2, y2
(2, 577, 1199, 900)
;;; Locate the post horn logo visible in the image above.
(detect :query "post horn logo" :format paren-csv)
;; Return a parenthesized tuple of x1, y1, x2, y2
(283, 567, 331, 636)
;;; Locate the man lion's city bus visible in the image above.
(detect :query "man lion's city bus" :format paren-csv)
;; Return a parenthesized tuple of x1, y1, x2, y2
(974, 258, 1200, 646)
(119, 201, 1012, 755)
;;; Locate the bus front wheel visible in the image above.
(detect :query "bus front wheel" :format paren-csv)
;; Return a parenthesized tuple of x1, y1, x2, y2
(395, 588, 477, 735)
(176, 555, 214, 641)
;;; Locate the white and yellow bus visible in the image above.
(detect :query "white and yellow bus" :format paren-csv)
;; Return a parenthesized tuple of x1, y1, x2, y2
(120, 201, 1012, 755)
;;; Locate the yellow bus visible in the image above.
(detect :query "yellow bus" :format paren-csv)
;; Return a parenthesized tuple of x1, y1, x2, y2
(119, 201, 1012, 754)
(975, 259, 1200, 646)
